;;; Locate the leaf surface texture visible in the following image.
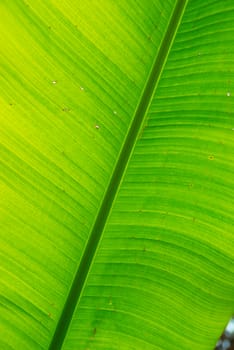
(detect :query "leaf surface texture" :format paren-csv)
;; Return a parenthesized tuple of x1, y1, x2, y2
(0, 1, 234, 349)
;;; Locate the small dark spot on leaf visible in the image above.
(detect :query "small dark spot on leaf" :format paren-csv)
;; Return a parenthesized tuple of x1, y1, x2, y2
(208, 155, 215, 160)
(62, 106, 70, 112)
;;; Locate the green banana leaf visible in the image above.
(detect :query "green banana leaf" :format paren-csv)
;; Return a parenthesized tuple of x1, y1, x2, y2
(1, 0, 233, 349)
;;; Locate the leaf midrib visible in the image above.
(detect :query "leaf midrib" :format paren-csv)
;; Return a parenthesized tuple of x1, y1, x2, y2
(49, 1, 188, 348)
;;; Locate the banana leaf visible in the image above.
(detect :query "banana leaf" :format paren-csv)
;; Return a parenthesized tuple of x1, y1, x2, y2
(1, 1, 234, 349)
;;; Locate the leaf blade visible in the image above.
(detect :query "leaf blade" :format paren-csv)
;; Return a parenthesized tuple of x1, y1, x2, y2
(61, 1, 234, 349)
(48, 1, 188, 348)
(0, 1, 181, 349)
